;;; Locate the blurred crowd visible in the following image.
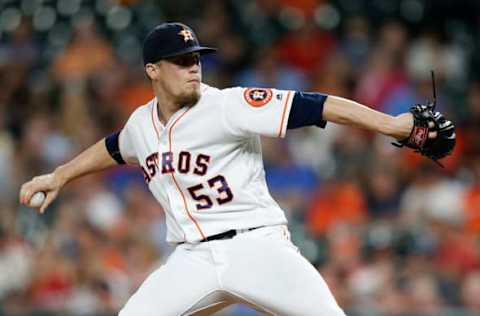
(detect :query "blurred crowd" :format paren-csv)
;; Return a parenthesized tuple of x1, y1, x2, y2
(0, 0, 479, 315)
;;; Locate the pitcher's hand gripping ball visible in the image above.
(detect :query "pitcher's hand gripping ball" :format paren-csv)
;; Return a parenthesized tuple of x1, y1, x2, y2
(28, 191, 46, 208)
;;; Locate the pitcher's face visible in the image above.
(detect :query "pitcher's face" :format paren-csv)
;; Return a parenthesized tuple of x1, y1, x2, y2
(147, 52, 202, 107)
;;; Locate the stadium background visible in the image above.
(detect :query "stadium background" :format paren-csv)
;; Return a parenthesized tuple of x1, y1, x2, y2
(0, 0, 479, 315)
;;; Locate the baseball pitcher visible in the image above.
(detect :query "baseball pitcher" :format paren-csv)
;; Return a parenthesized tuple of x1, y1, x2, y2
(19, 22, 455, 316)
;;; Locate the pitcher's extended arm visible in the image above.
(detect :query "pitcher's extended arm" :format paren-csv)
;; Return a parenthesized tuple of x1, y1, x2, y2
(19, 138, 118, 213)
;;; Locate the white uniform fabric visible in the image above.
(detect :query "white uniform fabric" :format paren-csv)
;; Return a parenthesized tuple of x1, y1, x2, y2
(119, 84, 293, 243)
(117, 84, 345, 315)
(119, 225, 345, 316)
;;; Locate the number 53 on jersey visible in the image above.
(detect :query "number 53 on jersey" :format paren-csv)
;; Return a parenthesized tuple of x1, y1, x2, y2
(142, 150, 234, 211)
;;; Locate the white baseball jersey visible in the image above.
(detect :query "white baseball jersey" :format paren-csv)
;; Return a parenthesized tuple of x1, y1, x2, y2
(118, 84, 294, 243)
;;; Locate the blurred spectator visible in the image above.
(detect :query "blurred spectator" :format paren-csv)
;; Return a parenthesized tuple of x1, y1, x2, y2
(407, 274, 443, 315)
(234, 46, 308, 90)
(460, 81, 480, 163)
(237, 0, 290, 47)
(310, 53, 352, 97)
(0, 18, 38, 67)
(0, 129, 15, 202)
(0, 1, 479, 315)
(82, 182, 124, 233)
(353, 22, 410, 111)
(364, 167, 401, 218)
(306, 177, 366, 237)
(400, 163, 465, 228)
(348, 253, 395, 312)
(280, 0, 321, 17)
(285, 125, 339, 179)
(432, 220, 479, 306)
(263, 137, 318, 214)
(331, 127, 372, 175)
(340, 16, 370, 72)
(0, 224, 32, 300)
(407, 30, 467, 83)
(461, 270, 480, 314)
(327, 223, 362, 271)
(277, 19, 336, 76)
(354, 47, 409, 112)
(53, 16, 114, 83)
(463, 160, 480, 234)
(28, 239, 74, 312)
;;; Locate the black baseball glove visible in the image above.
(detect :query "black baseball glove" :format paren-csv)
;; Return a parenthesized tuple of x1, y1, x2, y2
(393, 104, 456, 166)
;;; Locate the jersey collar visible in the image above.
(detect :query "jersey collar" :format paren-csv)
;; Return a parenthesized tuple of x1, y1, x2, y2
(152, 97, 191, 130)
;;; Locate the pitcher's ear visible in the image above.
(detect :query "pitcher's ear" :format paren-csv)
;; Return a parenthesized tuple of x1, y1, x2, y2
(145, 63, 158, 80)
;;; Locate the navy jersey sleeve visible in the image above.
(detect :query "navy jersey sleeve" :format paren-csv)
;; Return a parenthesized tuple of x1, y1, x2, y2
(287, 92, 328, 129)
(105, 131, 126, 164)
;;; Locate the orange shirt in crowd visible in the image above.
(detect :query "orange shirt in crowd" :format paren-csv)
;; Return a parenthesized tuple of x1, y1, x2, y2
(118, 81, 154, 116)
(307, 181, 366, 236)
(53, 38, 114, 82)
(281, 0, 323, 16)
(464, 184, 480, 234)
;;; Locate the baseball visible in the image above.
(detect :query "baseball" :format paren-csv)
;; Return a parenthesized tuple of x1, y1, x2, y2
(28, 191, 45, 208)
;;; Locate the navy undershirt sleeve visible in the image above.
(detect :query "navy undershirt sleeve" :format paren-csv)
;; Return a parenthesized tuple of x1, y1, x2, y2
(105, 131, 126, 164)
(287, 92, 328, 129)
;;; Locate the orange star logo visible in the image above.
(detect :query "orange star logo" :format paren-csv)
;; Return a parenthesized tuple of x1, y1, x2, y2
(243, 88, 273, 107)
(178, 29, 194, 42)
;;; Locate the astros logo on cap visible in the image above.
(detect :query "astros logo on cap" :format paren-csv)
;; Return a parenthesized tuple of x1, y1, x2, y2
(244, 88, 273, 107)
(179, 29, 194, 42)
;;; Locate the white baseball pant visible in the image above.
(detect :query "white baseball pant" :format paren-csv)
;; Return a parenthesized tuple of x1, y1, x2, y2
(118, 225, 346, 316)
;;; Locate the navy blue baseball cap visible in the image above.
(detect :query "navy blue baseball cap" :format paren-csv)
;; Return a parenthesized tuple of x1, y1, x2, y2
(142, 22, 216, 65)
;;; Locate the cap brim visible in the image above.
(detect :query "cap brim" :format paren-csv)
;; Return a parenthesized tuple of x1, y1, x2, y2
(162, 46, 217, 58)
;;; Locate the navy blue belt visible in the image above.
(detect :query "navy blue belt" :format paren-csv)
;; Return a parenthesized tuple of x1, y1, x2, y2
(200, 226, 264, 242)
